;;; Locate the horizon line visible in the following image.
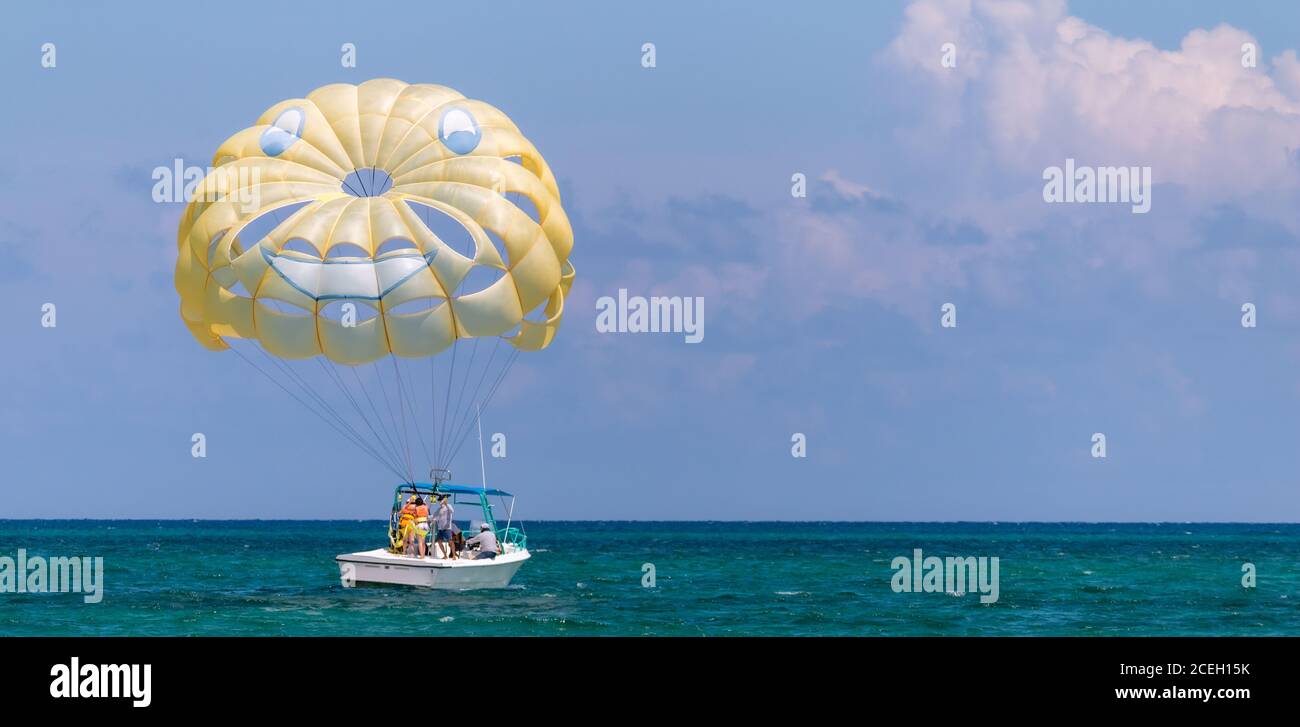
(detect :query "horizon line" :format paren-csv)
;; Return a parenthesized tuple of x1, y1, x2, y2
(1, 518, 1298, 525)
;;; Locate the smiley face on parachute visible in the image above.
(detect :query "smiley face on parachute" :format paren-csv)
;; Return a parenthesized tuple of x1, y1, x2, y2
(175, 79, 575, 365)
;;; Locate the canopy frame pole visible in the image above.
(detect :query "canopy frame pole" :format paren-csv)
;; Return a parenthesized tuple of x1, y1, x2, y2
(477, 404, 488, 493)
(503, 496, 516, 549)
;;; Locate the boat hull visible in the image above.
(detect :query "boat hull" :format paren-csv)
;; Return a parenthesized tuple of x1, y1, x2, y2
(336, 548, 529, 590)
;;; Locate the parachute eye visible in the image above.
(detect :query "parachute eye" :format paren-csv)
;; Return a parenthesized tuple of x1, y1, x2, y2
(260, 107, 305, 156)
(438, 107, 481, 155)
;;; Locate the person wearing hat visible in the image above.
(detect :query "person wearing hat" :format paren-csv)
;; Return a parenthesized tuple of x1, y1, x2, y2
(464, 522, 500, 560)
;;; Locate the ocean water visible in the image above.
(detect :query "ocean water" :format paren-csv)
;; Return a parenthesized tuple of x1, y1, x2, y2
(0, 521, 1296, 636)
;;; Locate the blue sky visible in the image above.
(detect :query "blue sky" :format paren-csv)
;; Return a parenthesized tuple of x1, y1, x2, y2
(2, 0, 1299, 520)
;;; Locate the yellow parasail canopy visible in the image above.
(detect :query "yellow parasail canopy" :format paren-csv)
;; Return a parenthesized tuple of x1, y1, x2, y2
(175, 78, 575, 366)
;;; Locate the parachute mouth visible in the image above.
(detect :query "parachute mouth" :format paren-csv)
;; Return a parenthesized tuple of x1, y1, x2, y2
(262, 246, 437, 301)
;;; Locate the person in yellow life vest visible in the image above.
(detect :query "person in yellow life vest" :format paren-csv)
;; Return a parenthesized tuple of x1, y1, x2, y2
(410, 496, 431, 557)
(397, 495, 418, 555)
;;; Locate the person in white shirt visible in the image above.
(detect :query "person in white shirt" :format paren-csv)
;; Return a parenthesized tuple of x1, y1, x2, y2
(433, 496, 456, 559)
(464, 523, 500, 560)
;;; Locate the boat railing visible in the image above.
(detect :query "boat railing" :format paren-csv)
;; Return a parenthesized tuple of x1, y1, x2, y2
(499, 526, 527, 551)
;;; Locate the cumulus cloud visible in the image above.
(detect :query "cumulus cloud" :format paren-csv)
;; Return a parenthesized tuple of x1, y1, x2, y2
(528, 0, 1300, 404)
(886, 0, 1300, 203)
(772, 170, 998, 321)
(725, 0, 1300, 323)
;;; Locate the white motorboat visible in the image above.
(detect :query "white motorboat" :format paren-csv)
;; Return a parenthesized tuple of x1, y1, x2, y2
(337, 482, 529, 590)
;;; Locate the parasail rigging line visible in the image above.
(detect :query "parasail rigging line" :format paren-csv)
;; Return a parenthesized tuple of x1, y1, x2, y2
(440, 336, 480, 469)
(318, 359, 409, 477)
(252, 345, 411, 480)
(437, 338, 459, 469)
(445, 346, 520, 467)
(371, 363, 414, 482)
(225, 342, 409, 482)
(442, 336, 502, 468)
(348, 365, 413, 482)
(390, 354, 433, 474)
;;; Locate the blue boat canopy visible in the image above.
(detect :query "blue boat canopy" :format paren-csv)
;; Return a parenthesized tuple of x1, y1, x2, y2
(398, 482, 514, 498)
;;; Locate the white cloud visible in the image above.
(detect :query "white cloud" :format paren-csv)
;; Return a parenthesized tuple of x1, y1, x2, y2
(567, 2, 1300, 351)
(887, 0, 1300, 203)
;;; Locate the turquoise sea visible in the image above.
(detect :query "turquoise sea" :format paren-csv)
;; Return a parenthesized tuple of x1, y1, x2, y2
(0, 521, 1296, 636)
